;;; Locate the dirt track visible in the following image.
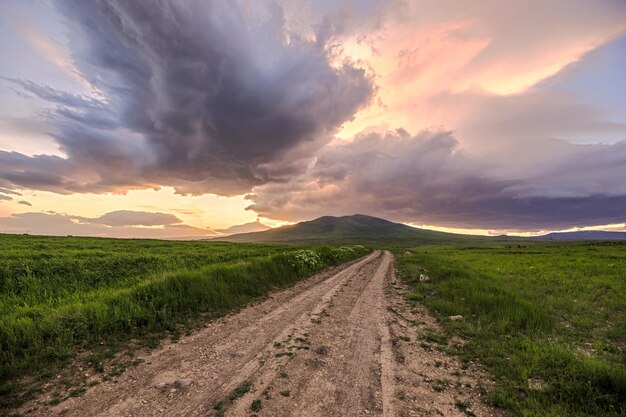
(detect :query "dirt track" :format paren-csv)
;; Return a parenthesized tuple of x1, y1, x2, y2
(43, 251, 501, 417)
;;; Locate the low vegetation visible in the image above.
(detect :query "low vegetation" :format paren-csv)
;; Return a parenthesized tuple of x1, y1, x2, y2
(0, 234, 369, 407)
(3, 221, 624, 417)
(395, 241, 626, 417)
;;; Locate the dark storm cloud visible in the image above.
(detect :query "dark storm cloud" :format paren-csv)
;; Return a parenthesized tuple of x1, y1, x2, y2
(248, 130, 626, 230)
(2, 0, 624, 233)
(0, 151, 96, 194)
(0, 0, 373, 196)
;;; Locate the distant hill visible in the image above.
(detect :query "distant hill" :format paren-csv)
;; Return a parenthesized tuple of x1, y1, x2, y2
(215, 221, 271, 235)
(537, 230, 626, 241)
(213, 214, 460, 244)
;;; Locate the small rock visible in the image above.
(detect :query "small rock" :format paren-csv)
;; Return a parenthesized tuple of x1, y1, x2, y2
(528, 378, 546, 391)
(449, 315, 464, 321)
(419, 274, 430, 282)
(174, 378, 193, 389)
(154, 382, 168, 390)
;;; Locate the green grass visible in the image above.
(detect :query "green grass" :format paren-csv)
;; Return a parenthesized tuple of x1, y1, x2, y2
(4, 227, 623, 417)
(0, 234, 370, 407)
(394, 241, 626, 417)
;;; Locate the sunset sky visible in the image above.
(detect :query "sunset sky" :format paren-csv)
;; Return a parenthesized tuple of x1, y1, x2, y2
(0, 0, 625, 238)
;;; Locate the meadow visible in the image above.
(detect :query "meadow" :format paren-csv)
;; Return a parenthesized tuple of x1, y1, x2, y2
(2, 230, 625, 417)
(395, 241, 626, 417)
(0, 234, 369, 407)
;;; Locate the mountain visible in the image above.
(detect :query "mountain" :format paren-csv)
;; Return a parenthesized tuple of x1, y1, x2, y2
(213, 214, 460, 244)
(537, 230, 626, 241)
(215, 221, 271, 235)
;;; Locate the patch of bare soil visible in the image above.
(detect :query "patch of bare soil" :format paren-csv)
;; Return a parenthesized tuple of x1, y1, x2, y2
(19, 251, 504, 417)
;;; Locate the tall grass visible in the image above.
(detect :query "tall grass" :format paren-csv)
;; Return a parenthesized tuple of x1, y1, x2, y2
(0, 235, 369, 385)
(395, 242, 626, 417)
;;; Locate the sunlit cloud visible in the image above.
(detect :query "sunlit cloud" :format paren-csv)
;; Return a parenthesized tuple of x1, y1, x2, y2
(0, 211, 219, 239)
(0, 0, 625, 235)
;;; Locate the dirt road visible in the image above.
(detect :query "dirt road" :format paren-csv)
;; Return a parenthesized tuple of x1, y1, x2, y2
(44, 251, 500, 417)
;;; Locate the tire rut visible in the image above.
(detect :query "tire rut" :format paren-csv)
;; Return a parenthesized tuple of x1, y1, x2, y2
(45, 251, 381, 417)
(228, 251, 393, 417)
(40, 250, 504, 417)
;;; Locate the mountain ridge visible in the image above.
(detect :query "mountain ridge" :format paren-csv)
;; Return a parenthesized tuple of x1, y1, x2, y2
(536, 230, 626, 240)
(212, 214, 626, 244)
(212, 214, 458, 244)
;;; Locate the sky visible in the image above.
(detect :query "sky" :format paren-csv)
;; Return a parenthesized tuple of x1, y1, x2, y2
(0, 0, 625, 239)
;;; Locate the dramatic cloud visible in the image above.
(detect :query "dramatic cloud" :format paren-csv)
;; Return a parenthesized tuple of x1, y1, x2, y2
(216, 221, 271, 235)
(248, 129, 626, 230)
(248, 19, 626, 232)
(0, 0, 373, 195)
(431, 86, 626, 155)
(0, 0, 625, 233)
(0, 211, 218, 239)
(335, 0, 626, 137)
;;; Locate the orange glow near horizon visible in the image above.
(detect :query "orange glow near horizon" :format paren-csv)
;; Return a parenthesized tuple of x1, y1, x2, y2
(1, 1, 625, 237)
(2, 187, 257, 230)
(408, 222, 626, 237)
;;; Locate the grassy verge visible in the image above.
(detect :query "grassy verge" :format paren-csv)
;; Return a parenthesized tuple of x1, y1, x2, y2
(0, 234, 370, 408)
(394, 242, 625, 417)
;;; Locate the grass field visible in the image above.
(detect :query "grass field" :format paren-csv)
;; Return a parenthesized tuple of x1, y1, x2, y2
(3, 230, 625, 416)
(395, 241, 626, 417)
(0, 234, 369, 407)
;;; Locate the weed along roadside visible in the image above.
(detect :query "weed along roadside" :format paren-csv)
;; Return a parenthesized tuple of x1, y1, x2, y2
(15, 249, 502, 417)
(0, 234, 370, 409)
(394, 243, 626, 417)
(2, 230, 624, 417)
